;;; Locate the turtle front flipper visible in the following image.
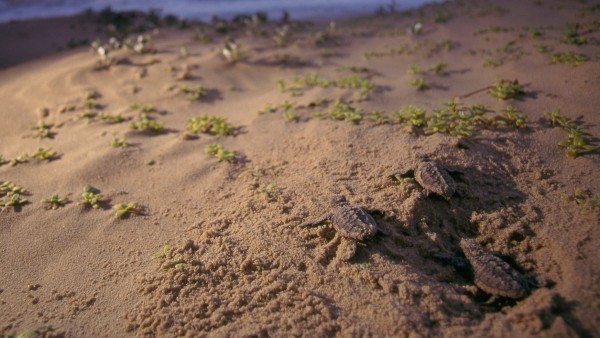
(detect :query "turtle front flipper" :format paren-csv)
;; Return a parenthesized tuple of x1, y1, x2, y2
(299, 213, 331, 228)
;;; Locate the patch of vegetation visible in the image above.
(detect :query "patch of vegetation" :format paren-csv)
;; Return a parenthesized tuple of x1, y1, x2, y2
(0, 181, 29, 210)
(316, 99, 363, 123)
(151, 244, 184, 270)
(111, 137, 128, 148)
(534, 44, 551, 54)
(32, 147, 57, 161)
(428, 63, 448, 74)
(562, 24, 587, 45)
(98, 112, 127, 123)
(79, 185, 103, 209)
(546, 109, 598, 158)
(498, 106, 528, 128)
(391, 105, 427, 127)
(114, 202, 140, 218)
(411, 77, 429, 91)
(129, 103, 154, 113)
(488, 79, 525, 100)
(484, 57, 503, 68)
(32, 120, 54, 139)
(177, 84, 207, 101)
(368, 110, 389, 125)
(549, 52, 589, 66)
(42, 193, 69, 210)
(562, 188, 600, 210)
(129, 113, 164, 133)
(277, 72, 376, 99)
(205, 143, 235, 162)
(186, 114, 232, 135)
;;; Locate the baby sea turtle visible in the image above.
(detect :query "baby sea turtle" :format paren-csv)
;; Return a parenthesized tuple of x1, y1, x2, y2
(460, 238, 531, 299)
(300, 194, 378, 261)
(392, 160, 458, 200)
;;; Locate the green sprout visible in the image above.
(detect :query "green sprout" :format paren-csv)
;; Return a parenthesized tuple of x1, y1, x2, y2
(391, 105, 427, 127)
(186, 114, 232, 136)
(283, 107, 299, 122)
(111, 137, 128, 148)
(114, 202, 140, 218)
(488, 79, 525, 100)
(42, 193, 69, 210)
(258, 103, 278, 114)
(411, 77, 429, 91)
(98, 112, 127, 123)
(0, 194, 29, 209)
(32, 147, 57, 161)
(129, 113, 164, 133)
(79, 185, 103, 209)
(546, 109, 598, 158)
(483, 58, 503, 68)
(368, 110, 389, 125)
(428, 63, 448, 74)
(33, 120, 53, 139)
(151, 244, 173, 260)
(549, 52, 589, 66)
(151, 244, 184, 270)
(178, 84, 207, 101)
(498, 106, 528, 128)
(204, 143, 235, 162)
(562, 24, 587, 45)
(129, 103, 155, 113)
(317, 99, 363, 123)
(562, 188, 600, 209)
(407, 64, 421, 74)
(0, 155, 7, 166)
(534, 44, 551, 54)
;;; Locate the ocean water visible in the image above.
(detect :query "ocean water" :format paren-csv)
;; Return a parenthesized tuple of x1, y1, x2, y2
(0, 0, 443, 23)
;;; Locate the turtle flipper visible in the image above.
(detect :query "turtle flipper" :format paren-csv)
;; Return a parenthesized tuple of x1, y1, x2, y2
(299, 213, 331, 228)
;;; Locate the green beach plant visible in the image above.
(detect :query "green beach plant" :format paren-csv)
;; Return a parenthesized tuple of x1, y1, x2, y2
(488, 79, 525, 100)
(411, 77, 429, 91)
(178, 84, 207, 101)
(498, 106, 528, 128)
(79, 185, 103, 209)
(114, 202, 140, 218)
(204, 143, 235, 162)
(546, 109, 598, 158)
(129, 113, 164, 133)
(42, 193, 69, 210)
(111, 137, 128, 148)
(549, 52, 589, 66)
(98, 112, 127, 123)
(562, 24, 587, 45)
(32, 148, 57, 161)
(186, 114, 232, 136)
(33, 120, 53, 139)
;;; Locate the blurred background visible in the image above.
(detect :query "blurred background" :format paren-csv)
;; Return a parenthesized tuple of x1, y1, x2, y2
(0, 0, 443, 22)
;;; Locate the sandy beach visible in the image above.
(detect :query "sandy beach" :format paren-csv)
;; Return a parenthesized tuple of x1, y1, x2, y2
(1, 0, 599, 336)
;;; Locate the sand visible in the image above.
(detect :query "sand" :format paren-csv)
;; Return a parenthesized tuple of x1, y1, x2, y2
(1, 0, 599, 336)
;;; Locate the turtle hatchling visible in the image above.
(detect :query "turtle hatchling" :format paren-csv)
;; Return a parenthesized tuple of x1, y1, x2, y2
(393, 160, 457, 200)
(460, 238, 531, 299)
(300, 194, 378, 241)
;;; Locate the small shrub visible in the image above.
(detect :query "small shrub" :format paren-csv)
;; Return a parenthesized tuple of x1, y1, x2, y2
(204, 143, 235, 162)
(488, 79, 525, 100)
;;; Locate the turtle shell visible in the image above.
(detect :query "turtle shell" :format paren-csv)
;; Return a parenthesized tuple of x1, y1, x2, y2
(415, 161, 456, 200)
(460, 238, 530, 299)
